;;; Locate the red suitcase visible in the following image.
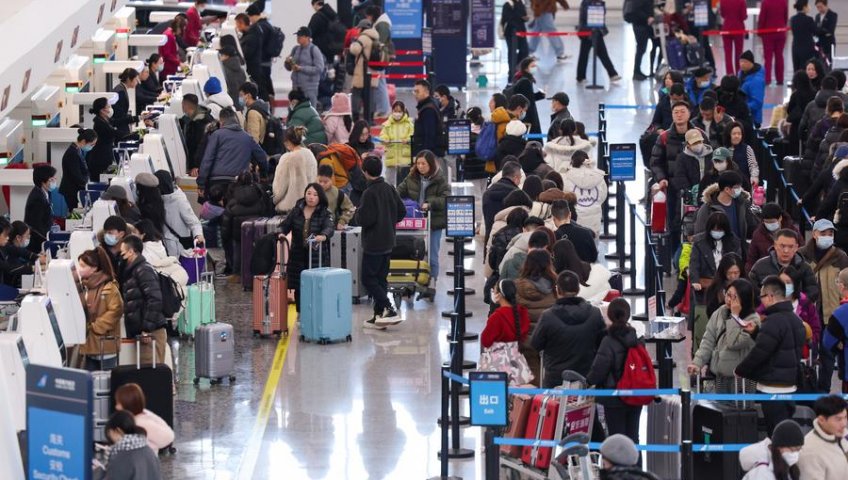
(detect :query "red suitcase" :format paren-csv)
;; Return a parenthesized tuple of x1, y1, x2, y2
(501, 393, 533, 457)
(521, 395, 560, 469)
(252, 237, 288, 337)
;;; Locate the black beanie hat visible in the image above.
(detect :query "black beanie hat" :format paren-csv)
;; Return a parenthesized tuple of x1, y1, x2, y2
(771, 420, 804, 448)
(740, 50, 755, 64)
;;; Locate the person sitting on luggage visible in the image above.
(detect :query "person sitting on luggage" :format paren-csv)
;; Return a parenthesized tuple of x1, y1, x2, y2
(77, 247, 123, 371)
(354, 155, 407, 329)
(101, 411, 164, 480)
(118, 235, 167, 364)
(278, 183, 335, 313)
(316, 164, 355, 230)
(99, 215, 132, 279)
(24, 164, 57, 254)
(587, 298, 646, 447)
(3, 221, 42, 287)
(599, 434, 659, 480)
(114, 383, 175, 452)
(532, 269, 606, 389)
(688, 278, 759, 393)
(739, 419, 805, 480)
(396, 150, 450, 286)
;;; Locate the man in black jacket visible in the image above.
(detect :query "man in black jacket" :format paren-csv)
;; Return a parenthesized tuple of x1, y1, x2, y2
(546, 92, 573, 141)
(412, 80, 445, 157)
(308, 0, 339, 60)
(119, 235, 167, 365)
(552, 199, 598, 263)
(815, 0, 838, 63)
(483, 161, 522, 246)
(531, 270, 606, 388)
(235, 13, 269, 101)
(626, 0, 654, 81)
(736, 275, 806, 435)
(24, 165, 56, 254)
(180, 94, 214, 176)
(749, 229, 820, 301)
(354, 156, 407, 329)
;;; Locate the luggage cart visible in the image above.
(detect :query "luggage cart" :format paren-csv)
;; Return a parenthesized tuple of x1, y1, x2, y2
(388, 209, 431, 307)
(500, 372, 596, 479)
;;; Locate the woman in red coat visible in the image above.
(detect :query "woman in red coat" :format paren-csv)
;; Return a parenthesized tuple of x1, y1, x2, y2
(481, 279, 531, 348)
(758, 0, 789, 85)
(158, 18, 183, 82)
(719, 0, 747, 76)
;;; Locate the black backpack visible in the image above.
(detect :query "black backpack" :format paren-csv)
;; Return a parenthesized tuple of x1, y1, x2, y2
(622, 0, 637, 23)
(250, 233, 279, 276)
(838, 191, 848, 226)
(249, 106, 285, 156)
(263, 22, 286, 59)
(157, 272, 184, 319)
(325, 18, 348, 57)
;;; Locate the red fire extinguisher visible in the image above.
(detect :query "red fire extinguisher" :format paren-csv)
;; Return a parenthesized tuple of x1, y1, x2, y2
(651, 187, 667, 233)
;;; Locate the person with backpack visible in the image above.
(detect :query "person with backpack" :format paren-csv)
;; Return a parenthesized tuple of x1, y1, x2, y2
(322, 92, 353, 145)
(380, 100, 415, 185)
(623, 0, 654, 81)
(317, 165, 355, 229)
(309, 0, 344, 61)
(272, 126, 319, 214)
(348, 23, 382, 120)
(531, 269, 606, 389)
(118, 235, 167, 365)
(235, 12, 269, 101)
(239, 82, 269, 145)
(197, 107, 268, 197)
(412, 80, 446, 158)
(180, 94, 214, 177)
(365, 6, 394, 119)
(76, 247, 124, 371)
(285, 27, 325, 110)
(587, 297, 652, 446)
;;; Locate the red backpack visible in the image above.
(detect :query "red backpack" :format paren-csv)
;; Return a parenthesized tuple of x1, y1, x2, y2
(615, 343, 657, 406)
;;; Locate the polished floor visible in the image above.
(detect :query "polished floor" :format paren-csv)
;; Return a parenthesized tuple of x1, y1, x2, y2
(158, 21, 800, 480)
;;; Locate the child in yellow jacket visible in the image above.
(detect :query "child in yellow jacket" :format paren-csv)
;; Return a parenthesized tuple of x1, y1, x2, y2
(379, 101, 414, 185)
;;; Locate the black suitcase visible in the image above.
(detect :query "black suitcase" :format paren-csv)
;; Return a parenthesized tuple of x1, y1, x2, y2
(692, 401, 759, 480)
(109, 338, 175, 439)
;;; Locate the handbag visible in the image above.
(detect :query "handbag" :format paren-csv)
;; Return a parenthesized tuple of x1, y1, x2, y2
(164, 222, 195, 250)
(479, 308, 533, 385)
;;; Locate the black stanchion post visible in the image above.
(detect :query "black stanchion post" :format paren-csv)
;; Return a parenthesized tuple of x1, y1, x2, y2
(439, 368, 450, 476)
(632, 234, 655, 321)
(586, 30, 604, 90)
(363, 64, 372, 123)
(623, 203, 646, 296)
(608, 182, 631, 272)
(484, 428, 498, 480)
(681, 387, 693, 480)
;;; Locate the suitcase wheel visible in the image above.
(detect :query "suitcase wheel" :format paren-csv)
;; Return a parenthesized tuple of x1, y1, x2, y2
(299, 335, 305, 342)
(346, 335, 352, 342)
(193, 377, 200, 385)
(229, 375, 236, 383)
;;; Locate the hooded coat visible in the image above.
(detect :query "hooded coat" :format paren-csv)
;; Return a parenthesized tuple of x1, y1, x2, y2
(671, 143, 714, 194)
(694, 183, 758, 241)
(495, 134, 527, 171)
(531, 296, 606, 388)
(498, 232, 532, 282)
(322, 93, 353, 145)
(204, 91, 236, 121)
(562, 165, 607, 234)
(491, 106, 515, 141)
(348, 28, 380, 89)
(738, 438, 779, 480)
(735, 301, 807, 387)
(799, 89, 848, 139)
(120, 255, 165, 339)
(738, 64, 765, 124)
(692, 305, 760, 377)
(800, 237, 848, 322)
(379, 112, 414, 168)
(287, 100, 328, 145)
(544, 135, 595, 175)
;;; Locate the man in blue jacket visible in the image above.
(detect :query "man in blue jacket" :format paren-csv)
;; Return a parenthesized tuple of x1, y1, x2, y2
(197, 107, 268, 196)
(824, 267, 848, 393)
(738, 50, 765, 125)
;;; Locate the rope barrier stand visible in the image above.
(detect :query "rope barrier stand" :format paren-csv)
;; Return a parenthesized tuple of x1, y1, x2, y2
(368, 61, 426, 68)
(394, 49, 423, 56)
(370, 73, 428, 80)
(701, 26, 790, 36)
(515, 30, 592, 37)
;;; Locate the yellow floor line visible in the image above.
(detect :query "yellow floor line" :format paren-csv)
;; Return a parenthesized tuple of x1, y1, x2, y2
(235, 307, 297, 480)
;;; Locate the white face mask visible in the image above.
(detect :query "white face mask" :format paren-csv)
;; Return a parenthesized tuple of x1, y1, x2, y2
(731, 187, 743, 198)
(764, 221, 780, 232)
(392, 112, 403, 121)
(781, 451, 800, 466)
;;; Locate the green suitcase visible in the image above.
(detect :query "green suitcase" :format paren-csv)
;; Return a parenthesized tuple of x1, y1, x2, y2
(179, 272, 216, 338)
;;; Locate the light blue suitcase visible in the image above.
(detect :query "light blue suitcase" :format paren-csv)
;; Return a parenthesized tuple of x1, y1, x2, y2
(299, 241, 353, 344)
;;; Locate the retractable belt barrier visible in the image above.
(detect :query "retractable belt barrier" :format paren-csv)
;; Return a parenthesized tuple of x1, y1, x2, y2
(515, 30, 592, 38)
(756, 130, 814, 233)
(701, 27, 790, 36)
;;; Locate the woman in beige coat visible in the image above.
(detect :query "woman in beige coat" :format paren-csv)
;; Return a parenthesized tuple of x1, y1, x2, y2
(272, 126, 318, 213)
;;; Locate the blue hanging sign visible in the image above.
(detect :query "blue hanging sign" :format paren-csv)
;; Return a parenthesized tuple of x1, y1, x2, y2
(445, 196, 475, 238)
(609, 143, 637, 182)
(469, 371, 508, 426)
(385, 0, 423, 39)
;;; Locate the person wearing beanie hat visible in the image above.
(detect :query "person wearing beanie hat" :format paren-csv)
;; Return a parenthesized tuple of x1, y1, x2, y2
(597, 434, 659, 479)
(495, 121, 529, 171)
(738, 49, 766, 124)
(286, 25, 325, 110)
(757, 0, 789, 86)
(740, 419, 804, 480)
(202, 76, 235, 121)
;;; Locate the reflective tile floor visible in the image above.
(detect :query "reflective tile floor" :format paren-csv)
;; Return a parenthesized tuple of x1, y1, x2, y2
(158, 20, 801, 479)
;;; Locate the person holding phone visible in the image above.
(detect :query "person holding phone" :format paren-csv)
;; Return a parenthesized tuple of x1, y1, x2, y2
(688, 278, 760, 394)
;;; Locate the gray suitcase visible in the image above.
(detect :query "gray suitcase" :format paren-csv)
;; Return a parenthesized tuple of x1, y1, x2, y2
(193, 322, 235, 385)
(92, 370, 110, 443)
(329, 226, 365, 302)
(647, 395, 682, 480)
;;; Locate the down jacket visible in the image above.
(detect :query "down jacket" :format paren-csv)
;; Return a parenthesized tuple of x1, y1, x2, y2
(515, 275, 557, 328)
(691, 305, 760, 377)
(562, 163, 608, 234)
(379, 113, 414, 168)
(396, 168, 451, 230)
(120, 255, 166, 339)
(287, 100, 328, 145)
(142, 240, 189, 299)
(222, 182, 268, 247)
(279, 198, 334, 282)
(749, 249, 820, 302)
(799, 239, 848, 322)
(735, 301, 806, 387)
(586, 326, 641, 407)
(694, 183, 758, 240)
(499, 232, 532, 282)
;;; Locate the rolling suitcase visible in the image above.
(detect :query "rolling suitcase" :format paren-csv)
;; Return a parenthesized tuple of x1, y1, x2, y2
(92, 336, 119, 443)
(299, 240, 353, 344)
(109, 337, 175, 451)
(521, 394, 560, 469)
(180, 270, 216, 338)
(252, 237, 288, 337)
(240, 217, 263, 291)
(193, 322, 235, 385)
(501, 392, 532, 457)
(329, 226, 366, 302)
(693, 401, 758, 480)
(388, 259, 431, 287)
(647, 395, 682, 479)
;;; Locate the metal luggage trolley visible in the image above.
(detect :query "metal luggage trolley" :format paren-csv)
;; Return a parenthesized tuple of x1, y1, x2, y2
(388, 209, 431, 307)
(500, 372, 596, 480)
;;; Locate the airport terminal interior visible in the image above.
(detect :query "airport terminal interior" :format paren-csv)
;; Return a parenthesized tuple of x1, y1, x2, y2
(1, 0, 847, 479)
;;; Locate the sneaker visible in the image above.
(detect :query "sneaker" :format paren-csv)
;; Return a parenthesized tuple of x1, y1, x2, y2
(363, 318, 387, 330)
(633, 72, 648, 81)
(610, 75, 622, 82)
(375, 307, 404, 325)
(556, 55, 570, 62)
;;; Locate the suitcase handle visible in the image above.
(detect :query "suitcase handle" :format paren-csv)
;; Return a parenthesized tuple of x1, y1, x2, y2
(307, 236, 324, 269)
(96, 335, 120, 369)
(275, 235, 289, 273)
(135, 335, 157, 369)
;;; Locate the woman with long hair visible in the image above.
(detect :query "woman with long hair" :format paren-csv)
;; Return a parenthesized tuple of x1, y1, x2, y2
(515, 249, 557, 385)
(544, 119, 594, 175)
(76, 247, 123, 371)
(347, 119, 375, 156)
(134, 172, 166, 237)
(101, 410, 163, 479)
(739, 420, 804, 480)
(511, 56, 545, 134)
(480, 279, 532, 385)
(272, 126, 318, 213)
(704, 252, 744, 318)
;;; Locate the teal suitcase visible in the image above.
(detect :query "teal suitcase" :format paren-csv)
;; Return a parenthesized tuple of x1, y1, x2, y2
(179, 272, 216, 338)
(299, 244, 352, 344)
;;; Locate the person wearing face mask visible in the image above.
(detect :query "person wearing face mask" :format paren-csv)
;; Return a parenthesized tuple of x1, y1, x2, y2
(111, 68, 144, 138)
(798, 394, 848, 478)
(2, 221, 42, 287)
(87, 97, 119, 182)
(59, 128, 97, 210)
(739, 419, 805, 480)
(98, 216, 131, 280)
(76, 247, 123, 371)
(277, 183, 334, 313)
(756, 267, 820, 355)
(698, 147, 740, 195)
(179, 94, 214, 177)
(433, 84, 460, 122)
(597, 434, 660, 480)
(119, 235, 167, 364)
(378, 100, 414, 185)
(138, 54, 164, 105)
(694, 170, 757, 243)
(238, 81, 270, 145)
(672, 129, 714, 197)
(685, 67, 715, 109)
(689, 212, 742, 348)
(24, 164, 58, 254)
(511, 57, 545, 135)
(747, 203, 800, 271)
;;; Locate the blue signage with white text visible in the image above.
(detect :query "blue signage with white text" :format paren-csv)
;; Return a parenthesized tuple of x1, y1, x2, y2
(445, 196, 475, 238)
(609, 143, 637, 181)
(384, 0, 423, 39)
(469, 371, 508, 426)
